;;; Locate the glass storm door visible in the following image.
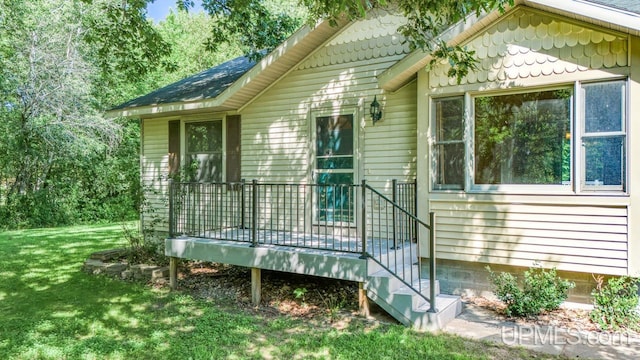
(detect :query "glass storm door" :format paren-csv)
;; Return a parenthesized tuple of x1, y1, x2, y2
(314, 114, 355, 223)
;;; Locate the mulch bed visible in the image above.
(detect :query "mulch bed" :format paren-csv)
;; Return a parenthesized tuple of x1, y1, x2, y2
(176, 261, 361, 320)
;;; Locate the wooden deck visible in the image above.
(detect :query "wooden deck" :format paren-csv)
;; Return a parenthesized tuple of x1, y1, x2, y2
(165, 228, 417, 282)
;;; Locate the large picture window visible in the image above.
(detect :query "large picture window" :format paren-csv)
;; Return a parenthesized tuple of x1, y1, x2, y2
(431, 79, 627, 194)
(185, 121, 223, 182)
(474, 90, 572, 186)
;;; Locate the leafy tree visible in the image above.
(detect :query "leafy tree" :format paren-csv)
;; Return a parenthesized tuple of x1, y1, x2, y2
(0, 0, 171, 227)
(81, 0, 172, 82)
(200, 0, 306, 61)
(179, 0, 513, 80)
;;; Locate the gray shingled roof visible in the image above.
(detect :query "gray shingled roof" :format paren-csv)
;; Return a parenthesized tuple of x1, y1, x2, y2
(113, 55, 256, 110)
(587, 0, 640, 14)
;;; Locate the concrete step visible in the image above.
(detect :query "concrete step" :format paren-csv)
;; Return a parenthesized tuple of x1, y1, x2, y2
(365, 258, 461, 331)
(367, 285, 462, 331)
(367, 246, 418, 275)
(366, 266, 421, 294)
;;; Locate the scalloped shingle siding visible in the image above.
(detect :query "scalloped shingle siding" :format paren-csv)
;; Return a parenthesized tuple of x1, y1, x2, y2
(430, 8, 628, 87)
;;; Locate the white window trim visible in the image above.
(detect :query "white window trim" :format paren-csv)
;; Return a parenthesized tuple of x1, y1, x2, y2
(308, 106, 361, 227)
(309, 106, 360, 185)
(430, 79, 629, 196)
(577, 79, 628, 194)
(181, 115, 226, 183)
(430, 95, 465, 191)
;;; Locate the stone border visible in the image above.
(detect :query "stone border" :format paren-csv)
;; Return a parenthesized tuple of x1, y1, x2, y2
(82, 248, 169, 285)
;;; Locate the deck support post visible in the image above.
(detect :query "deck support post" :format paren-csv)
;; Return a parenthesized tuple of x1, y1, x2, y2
(251, 267, 261, 306)
(169, 257, 178, 290)
(358, 282, 369, 317)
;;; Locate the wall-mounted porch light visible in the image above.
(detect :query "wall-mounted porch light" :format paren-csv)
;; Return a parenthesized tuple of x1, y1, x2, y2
(370, 95, 382, 124)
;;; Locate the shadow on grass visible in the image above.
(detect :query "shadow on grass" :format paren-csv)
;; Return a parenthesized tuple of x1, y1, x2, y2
(0, 224, 563, 360)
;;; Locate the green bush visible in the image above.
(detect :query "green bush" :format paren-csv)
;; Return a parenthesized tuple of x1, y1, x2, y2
(590, 275, 639, 331)
(487, 266, 575, 317)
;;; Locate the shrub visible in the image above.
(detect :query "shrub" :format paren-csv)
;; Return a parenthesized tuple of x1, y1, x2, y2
(122, 223, 168, 266)
(590, 275, 640, 331)
(487, 266, 575, 317)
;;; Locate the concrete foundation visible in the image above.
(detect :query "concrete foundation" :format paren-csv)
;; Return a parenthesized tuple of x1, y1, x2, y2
(424, 258, 612, 304)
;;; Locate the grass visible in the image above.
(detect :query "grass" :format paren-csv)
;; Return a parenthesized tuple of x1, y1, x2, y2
(0, 223, 565, 359)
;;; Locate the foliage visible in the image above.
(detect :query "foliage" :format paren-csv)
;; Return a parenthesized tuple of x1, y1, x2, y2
(301, 0, 514, 82)
(487, 266, 575, 317)
(0, 224, 562, 360)
(0, 1, 240, 229)
(121, 222, 168, 265)
(181, 0, 513, 77)
(200, 0, 306, 61)
(293, 286, 308, 304)
(590, 275, 640, 331)
(0, 0, 131, 228)
(81, 0, 172, 82)
(317, 288, 349, 322)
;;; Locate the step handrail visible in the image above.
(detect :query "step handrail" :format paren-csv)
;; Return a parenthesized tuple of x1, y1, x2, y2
(363, 182, 437, 313)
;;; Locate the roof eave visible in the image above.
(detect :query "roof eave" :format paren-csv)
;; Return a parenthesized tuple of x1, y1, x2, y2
(105, 97, 233, 118)
(110, 18, 350, 119)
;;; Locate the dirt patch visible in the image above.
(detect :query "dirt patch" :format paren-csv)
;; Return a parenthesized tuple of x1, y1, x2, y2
(174, 261, 393, 326)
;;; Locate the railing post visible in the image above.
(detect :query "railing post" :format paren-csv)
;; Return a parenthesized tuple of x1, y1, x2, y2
(240, 179, 246, 229)
(250, 179, 258, 247)
(391, 179, 398, 249)
(429, 211, 438, 313)
(168, 179, 174, 238)
(359, 179, 367, 259)
(413, 178, 418, 243)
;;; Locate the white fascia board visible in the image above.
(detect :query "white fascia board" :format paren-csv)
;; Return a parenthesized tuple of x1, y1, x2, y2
(526, 0, 640, 34)
(105, 99, 229, 118)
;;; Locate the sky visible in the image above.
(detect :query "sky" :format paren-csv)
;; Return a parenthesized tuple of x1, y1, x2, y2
(146, 0, 205, 22)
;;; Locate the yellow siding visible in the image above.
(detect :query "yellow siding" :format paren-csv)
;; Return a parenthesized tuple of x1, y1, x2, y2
(628, 36, 640, 275)
(421, 6, 634, 276)
(241, 16, 414, 195)
(364, 81, 417, 192)
(139, 14, 418, 235)
(141, 118, 170, 232)
(431, 199, 628, 275)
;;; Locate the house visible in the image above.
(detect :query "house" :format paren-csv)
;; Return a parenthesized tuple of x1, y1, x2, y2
(109, 0, 640, 328)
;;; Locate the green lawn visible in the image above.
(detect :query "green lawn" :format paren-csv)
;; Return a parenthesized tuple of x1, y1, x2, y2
(0, 223, 564, 359)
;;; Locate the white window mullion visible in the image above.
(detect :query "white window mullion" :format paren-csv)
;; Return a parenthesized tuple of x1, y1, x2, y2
(574, 81, 582, 194)
(464, 92, 473, 193)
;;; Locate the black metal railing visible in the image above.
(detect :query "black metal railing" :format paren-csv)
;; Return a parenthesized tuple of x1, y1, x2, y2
(169, 180, 360, 252)
(168, 178, 437, 312)
(363, 181, 437, 313)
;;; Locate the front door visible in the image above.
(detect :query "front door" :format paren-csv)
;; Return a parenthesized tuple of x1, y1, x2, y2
(314, 114, 356, 224)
